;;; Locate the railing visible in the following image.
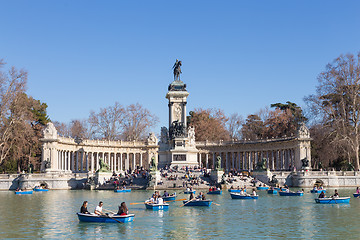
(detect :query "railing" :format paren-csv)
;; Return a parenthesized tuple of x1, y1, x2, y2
(196, 136, 298, 147)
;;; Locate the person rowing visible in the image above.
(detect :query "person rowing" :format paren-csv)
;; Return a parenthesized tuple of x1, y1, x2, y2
(251, 189, 257, 196)
(163, 191, 169, 197)
(117, 202, 128, 215)
(331, 189, 339, 198)
(189, 192, 195, 201)
(94, 201, 104, 215)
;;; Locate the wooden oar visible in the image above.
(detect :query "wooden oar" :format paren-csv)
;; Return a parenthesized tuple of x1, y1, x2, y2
(105, 213, 123, 224)
(164, 198, 186, 203)
(212, 202, 220, 206)
(130, 202, 145, 205)
(103, 208, 116, 214)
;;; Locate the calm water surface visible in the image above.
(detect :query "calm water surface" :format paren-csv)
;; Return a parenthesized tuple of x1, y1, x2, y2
(0, 188, 359, 239)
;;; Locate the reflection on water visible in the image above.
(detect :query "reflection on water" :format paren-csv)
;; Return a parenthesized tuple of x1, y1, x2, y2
(0, 188, 360, 239)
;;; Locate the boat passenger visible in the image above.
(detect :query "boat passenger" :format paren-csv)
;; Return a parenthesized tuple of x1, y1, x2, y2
(240, 189, 246, 196)
(237, 186, 240, 190)
(356, 187, 360, 194)
(318, 191, 326, 198)
(163, 191, 169, 197)
(313, 186, 317, 190)
(331, 189, 339, 198)
(80, 201, 90, 214)
(285, 188, 290, 193)
(117, 202, 128, 215)
(202, 194, 206, 200)
(189, 192, 195, 200)
(157, 197, 164, 204)
(230, 185, 234, 189)
(197, 192, 204, 199)
(94, 201, 104, 215)
(252, 189, 257, 196)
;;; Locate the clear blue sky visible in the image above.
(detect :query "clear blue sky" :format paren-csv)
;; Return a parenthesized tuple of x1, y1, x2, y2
(1, 1, 360, 132)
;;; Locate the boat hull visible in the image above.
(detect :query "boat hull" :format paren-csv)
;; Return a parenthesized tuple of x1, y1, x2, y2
(279, 191, 303, 196)
(114, 189, 131, 193)
(353, 193, 360, 198)
(77, 213, 135, 223)
(267, 190, 278, 194)
(15, 190, 33, 195)
(207, 190, 222, 195)
(315, 197, 350, 204)
(145, 203, 169, 210)
(310, 189, 326, 193)
(182, 200, 212, 206)
(184, 191, 196, 194)
(230, 193, 258, 199)
(256, 187, 269, 190)
(34, 188, 48, 192)
(163, 195, 176, 201)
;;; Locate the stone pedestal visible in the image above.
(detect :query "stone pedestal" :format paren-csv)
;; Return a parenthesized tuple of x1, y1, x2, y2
(210, 170, 224, 184)
(95, 172, 113, 185)
(147, 170, 161, 189)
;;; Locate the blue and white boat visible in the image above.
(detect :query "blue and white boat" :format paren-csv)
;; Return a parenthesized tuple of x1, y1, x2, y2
(15, 190, 33, 195)
(310, 189, 326, 193)
(256, 186, 269, 190)
(144, 202, 169, 210)
(315, 197, 350, 204)
(267, 189, 277, 195)
(184, 190, 196, 194)
(230, 193, 258, 199)
(279, 191, 303, 196)
(353, 193, 360, 198)
(163, 193, 176, 201)
(228, 189, 246, 193)
(114, 189, 131, 193)
(34, 187, 48, 192)
(182, 199, 212, 206)
(207, 190, 222, 195)
(77, 213, 135, 223)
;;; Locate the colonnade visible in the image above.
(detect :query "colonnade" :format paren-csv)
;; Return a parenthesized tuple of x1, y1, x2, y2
(197, 149, 296, 171)
(56, 150, 147, 173)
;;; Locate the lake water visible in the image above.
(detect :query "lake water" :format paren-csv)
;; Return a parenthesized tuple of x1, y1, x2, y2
(1, 188, 359, 239)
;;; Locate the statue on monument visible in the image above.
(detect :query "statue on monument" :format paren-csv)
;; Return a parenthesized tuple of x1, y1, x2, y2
(172, 59, 182, 81)
(215, 156, 223, 170)
(150, 156, 157, 171)
(97, 158, 110, 172)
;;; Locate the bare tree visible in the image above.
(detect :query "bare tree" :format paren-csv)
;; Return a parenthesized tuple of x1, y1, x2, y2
(227, 113, 244, 140)
(0, 60, 28, 166)
(69, 119, 89, 140)
(305, 53, 360, 170)
(88, 102, 125, 140)
(122, 103, 159, 141)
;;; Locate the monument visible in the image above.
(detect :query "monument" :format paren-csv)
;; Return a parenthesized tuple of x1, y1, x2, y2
(158, 60, 199, 168)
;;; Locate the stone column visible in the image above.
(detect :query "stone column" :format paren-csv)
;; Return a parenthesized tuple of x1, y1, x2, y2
(225, 152, 229, 171)
(85, 152, 89, 172)
(140, 153, 143, 167)
(120, 153, 123, 171)
(90, 152, 94, 173)
(206, 153, 209, 169)
(76, 151, 79, 172)
(80, 151, 84, 172)
(212, 152, 216, 169)
(125, 153, 129, 171)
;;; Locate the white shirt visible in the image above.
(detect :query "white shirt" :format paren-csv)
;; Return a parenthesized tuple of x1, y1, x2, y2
(95, 205, 103, 214)
(157, 198, 164, 204)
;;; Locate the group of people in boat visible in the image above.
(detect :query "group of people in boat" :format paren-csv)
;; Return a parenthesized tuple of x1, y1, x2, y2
(189, 191, 206, 201)
(318, 189, 339, 199)
(209, 186, 221, 192)
(80, 201, 129, 216)
(146, 191, 165, 204)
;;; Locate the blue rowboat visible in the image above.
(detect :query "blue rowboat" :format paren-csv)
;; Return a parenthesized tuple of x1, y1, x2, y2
(163, 194, 176, 201)
(144, 202, 169, 210)
(230, 193, 258, 199)
(267, 189, 277, 194)
(34, 188, 48, 192)
(274, 187, 281, 191)
(182, 200, 212, 206)
(310, 189, 326, 193)
(77, 213, 135, 223)
(228, 189, 246, 193)
(256, 186, 269, 190)
(353, 193, 360, 198)
(114, 189, 131, 193)
(279, 191, 303, 196)
(315, 197, 350, 204)
(15, 190, 33, 195)
(207, 190, 222, 195)
(184, 190, 196, 194)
